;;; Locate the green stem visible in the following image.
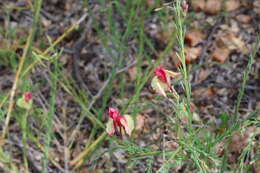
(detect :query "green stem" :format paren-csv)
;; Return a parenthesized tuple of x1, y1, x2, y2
(1, 0, 43, 140)
(175, 0, 192, 129)
(233, 36, 260, 122)
(42, 56, 58, 172)
(156, 147, 182, 173)
(22, 111, 29, 173)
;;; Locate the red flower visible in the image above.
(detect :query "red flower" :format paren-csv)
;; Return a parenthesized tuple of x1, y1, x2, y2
(155, 66, 169, 85)
(106, 108, 134, 137)
(152, 66, 181, 98)
(24, 92, 32, 103)
(108, 108, 125, 129)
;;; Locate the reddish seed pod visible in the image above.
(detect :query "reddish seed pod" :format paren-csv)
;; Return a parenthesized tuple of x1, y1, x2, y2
(24, 92, 32, 103)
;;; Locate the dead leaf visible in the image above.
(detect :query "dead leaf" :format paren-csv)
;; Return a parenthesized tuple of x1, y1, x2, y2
(135, 114, 146, 131)
(185, 29, 205, 46)
(256, 102, 260, 110)
(253, 165, 260, 173)
(204, 0, 222, 14)
(179, 116, 188, 126)
(185, 46, 202, 63)
(42, 17, 51, 27)
(128, 66, 137, 81)
(216, 140, 225, 156)
(240, 0, 251, 7)
(216, 32, 246, 53)
(198, 69, 210, 82)
(254, 1, 260, 17)
(219, 21, 239, 33)
(15, 28, 28, 39)
(236, 14, 252, 24)
(151, 76, 169, 97)
(207, 88, 216, 97)
(151, 68, 180, 97)
(191, 0, 206, 12)
(229, 127, 256, 154)
(224, 0, 240, 11)
(165, 70, 182, 81)
(155, 25, 174, 44)
(146, 0, 156, 7)
(170, 51, 181, 67)
(166, 141, 179, 150)
(216, 88, 228, 96)
(229, 20, 240, 33)
(193, 112, 201, 121)
(120, 115, 134, 136)
(211, 47, 230, 63)
(113, 149, 128, 163)
(106, 120, 115, 136)
(193, 87, 215, 99)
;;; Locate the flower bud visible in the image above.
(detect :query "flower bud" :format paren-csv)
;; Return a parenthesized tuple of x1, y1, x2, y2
(24, 92, 32, 103)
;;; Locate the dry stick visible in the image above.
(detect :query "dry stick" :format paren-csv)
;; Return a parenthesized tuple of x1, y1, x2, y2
(40, 9, 59, 22)
(0, 93, 9, 109)
(62, 101, 70, 173)
(44, 13, 88, 56)
(70, 132, 107, 168)
(1, 0, 43, 140)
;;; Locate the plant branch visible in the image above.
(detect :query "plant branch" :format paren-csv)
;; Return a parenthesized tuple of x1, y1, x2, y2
(1, 0, 43, 140)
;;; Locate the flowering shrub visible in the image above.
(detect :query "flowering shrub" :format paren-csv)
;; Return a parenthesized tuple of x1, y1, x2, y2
(106, 66, 181, 138)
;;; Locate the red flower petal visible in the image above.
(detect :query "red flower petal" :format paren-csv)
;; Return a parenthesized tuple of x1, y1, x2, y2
(155, 66, 168, 84)
(106, 108, 135, 136)
(108, 108, 120, 119)
(108, 108, 124, 128)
